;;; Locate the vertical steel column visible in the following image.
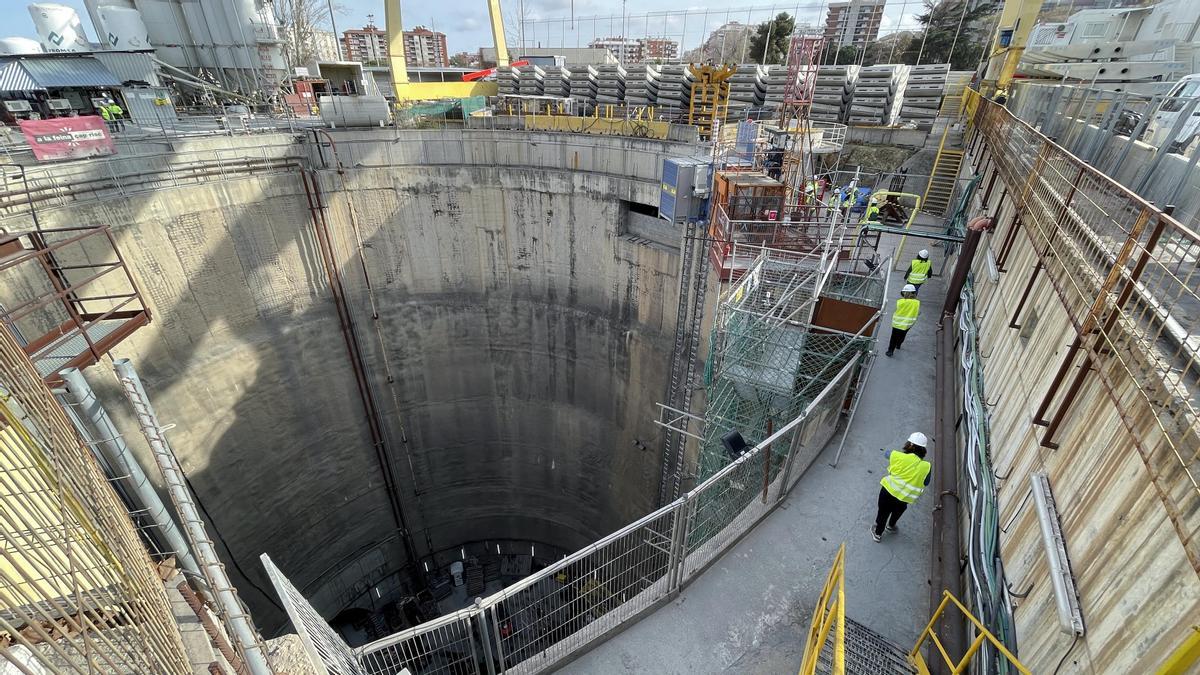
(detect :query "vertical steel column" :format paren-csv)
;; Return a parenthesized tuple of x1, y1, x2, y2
(114, 360, 271, 675)
(1007, 263, 1043, 329)
(60, 367, 201, 579)
(929, 323, 964, 675)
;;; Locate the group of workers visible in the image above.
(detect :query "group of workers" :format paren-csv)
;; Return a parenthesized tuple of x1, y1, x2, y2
(98, 99, 126, 132)
(872, 248, 935, 541)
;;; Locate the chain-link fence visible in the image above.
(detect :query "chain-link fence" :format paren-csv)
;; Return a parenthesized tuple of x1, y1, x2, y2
(267, 352, 862, 675)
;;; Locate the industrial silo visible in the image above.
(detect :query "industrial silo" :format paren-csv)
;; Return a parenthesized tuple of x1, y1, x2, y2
(28, 3, 91, 53)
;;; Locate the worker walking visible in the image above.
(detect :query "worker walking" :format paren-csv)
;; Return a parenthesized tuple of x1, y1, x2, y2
(905, 250, 932, 294)
(886, 285, 920, 357)
(872, 432, 931, 542)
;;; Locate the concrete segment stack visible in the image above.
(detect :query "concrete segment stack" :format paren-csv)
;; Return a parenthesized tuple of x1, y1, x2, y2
(624, 64, 660, 106)
(595, 63, 627, 105)
(762, 65, 788, 111)
(656, 64, 695, 113)
(542, 66, 571, 98)
(811, 64, 858, 123)
(898, 63, 949, 129)
(728, 64, 766, 119)
(496, 65, 519, 96)
(569, 65, 598, 105)
(849, 64, 907, 126)
(517, 64, 546, 96)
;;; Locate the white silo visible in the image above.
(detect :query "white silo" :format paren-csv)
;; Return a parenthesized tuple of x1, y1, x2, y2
(28, 3, 91, 53)
(97, 5, 150, 49)
(0, 36, 45, 55)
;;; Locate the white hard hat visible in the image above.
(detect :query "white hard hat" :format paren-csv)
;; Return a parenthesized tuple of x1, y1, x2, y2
(907, 432, 928, 447)
(918, 249, 930, 259)
(902, 284, 917, 293)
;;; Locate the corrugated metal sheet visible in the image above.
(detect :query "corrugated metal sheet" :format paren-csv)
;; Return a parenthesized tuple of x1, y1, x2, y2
(92, 51, 160, 86)
(0, 60, 38, 91)
(11, 57, 123, 89)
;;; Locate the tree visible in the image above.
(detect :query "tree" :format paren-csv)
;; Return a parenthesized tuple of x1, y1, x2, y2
(748, 13, 795, 65)
(683, 21, 754, 64)
(276, 0, 347, 67)
(862, 31, 916, 67)
(901, 0, 999, 69)
(821, 43, 858, 66)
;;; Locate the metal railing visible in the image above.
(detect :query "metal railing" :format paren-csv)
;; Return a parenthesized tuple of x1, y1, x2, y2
(268, 353, 862, 675)
(798, 544, 846, 675)
(910, 591, 1030, 675)
(967, 89, 1200, 580)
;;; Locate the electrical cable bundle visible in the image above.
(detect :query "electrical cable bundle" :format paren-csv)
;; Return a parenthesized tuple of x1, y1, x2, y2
(958, 282, 1018, 673)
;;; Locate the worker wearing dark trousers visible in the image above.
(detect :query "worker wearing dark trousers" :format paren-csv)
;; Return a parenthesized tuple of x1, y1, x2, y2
(873, 432, 932, 542)
(886, 285, 920, 357)
(905, 249, 932, 294)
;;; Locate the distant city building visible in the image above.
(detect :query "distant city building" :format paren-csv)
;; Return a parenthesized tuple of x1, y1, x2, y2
(824, 0, 886, 50)
(589, 36, 643, 62)
(449, 51, 479, 67)
(281, 26, 341, 65)
(342, 23, 388, 64)
(587, 37, 680, 63)
(642, 38, 679, 61)
(403, 26, 449, 67)
(684, 21, 755, 63)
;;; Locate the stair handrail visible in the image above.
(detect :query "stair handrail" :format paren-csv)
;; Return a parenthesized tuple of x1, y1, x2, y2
(909, 590, 1030, 675)
(798, 543, 846, 675)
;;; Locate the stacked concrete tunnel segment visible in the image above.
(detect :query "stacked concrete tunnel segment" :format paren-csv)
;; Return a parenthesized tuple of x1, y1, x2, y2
(0, 129, 699, 635)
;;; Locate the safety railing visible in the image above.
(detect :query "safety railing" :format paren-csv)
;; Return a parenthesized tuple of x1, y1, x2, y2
(798, 544, 845, 675)
(266, 353, 863, 675)
(966, 89, 1200, 591)
(910, 591, 1030, 675)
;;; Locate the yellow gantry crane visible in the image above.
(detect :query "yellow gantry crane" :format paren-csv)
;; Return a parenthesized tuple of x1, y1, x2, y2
(688, 64, 736, 141)
(382, 0, 509, 100)
(981, 0, 1042, 96)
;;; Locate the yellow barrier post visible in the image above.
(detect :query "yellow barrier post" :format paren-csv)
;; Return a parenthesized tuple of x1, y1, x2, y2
(798, 544, 845, 675)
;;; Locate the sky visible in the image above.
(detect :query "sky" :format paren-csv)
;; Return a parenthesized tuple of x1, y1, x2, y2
(9, 0, 933, 56)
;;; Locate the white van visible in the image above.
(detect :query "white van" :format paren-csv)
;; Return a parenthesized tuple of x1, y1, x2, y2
(1145, 74, 1200, 154)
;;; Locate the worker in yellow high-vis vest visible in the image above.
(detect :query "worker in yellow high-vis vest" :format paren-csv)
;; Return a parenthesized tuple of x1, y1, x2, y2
(886, 284, 920, 357)
(873, 432, 931, 542)
(905, 249, 932, 294)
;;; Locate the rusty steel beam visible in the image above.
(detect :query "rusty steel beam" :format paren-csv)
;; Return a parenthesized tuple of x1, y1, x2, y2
(1008, 262, 1043, 329)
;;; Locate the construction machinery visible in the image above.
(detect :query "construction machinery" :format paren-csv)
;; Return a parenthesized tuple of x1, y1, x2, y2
(382, 0, 508, 100)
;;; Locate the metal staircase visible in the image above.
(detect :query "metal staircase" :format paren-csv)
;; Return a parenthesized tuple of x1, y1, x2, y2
(817, 618, 914, 675)
(920, 127, 966, 216)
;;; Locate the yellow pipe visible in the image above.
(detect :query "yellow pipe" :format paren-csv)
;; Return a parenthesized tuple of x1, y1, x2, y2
(1158, 626, 1200, 675)
(487, 0, 510, 66)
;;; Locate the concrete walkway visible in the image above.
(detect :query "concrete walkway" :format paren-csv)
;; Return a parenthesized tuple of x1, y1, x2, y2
(561, 251, 943, 674)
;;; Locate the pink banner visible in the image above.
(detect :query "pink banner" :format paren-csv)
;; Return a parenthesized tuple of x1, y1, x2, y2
(19, 116, 116, 161)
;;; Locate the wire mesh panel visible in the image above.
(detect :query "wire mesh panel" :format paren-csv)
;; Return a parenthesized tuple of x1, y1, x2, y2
(356, 610, 482, 675)
(0, 323, 191, 674)
(488, 505, 682, 674)
(683, 356, 861, 583)
(262, 553, 365, 675)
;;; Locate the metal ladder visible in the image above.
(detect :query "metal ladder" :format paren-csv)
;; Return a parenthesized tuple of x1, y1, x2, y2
(118, 367, 271, 675)
(658, 219, 712, 504)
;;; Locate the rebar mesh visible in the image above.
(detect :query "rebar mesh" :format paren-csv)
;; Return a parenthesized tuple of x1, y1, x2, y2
(971, 91, 1200, 571)
(0, 323, 190, 674)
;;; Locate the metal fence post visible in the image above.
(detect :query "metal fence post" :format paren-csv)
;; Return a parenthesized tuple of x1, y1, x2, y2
(665, 500, 688, 594)
(489, 604, 507, 674)
(775, 424, 805, 502)
(475, 604, 497, 675)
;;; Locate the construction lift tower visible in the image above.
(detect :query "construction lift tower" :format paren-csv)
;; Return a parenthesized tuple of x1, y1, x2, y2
(689, 65, 736, 141)
(777, 34, 825, 203)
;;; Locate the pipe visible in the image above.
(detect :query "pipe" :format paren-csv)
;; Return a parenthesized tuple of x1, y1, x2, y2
(931, 319, 965, 675)
(113, 359, 271, 675)
(60, 367, 201, 580)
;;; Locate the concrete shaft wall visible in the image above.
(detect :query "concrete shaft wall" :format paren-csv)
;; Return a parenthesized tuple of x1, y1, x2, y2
(0, 129, 691, 632)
